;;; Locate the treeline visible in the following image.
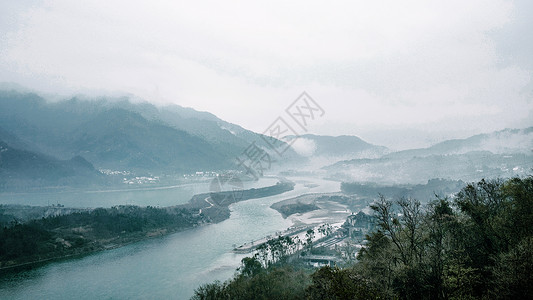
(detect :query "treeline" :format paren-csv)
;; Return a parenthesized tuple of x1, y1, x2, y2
(189, 181, 295, 222)
(0, 206, 205, 269)
(0, 181, 296, 271)
(192, 176, 532, 299)
(192, 255, 383, 299)
(341, 178, 465, 203)
(357, 176, 532, 299)
(192, 181, 296, 207)
(36, 206, 204, 237)
(275, 202, 320, 218)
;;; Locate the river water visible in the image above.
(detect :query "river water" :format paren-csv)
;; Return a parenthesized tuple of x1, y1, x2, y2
(0, 177, 280, 208)
(0, 176, 340, 299)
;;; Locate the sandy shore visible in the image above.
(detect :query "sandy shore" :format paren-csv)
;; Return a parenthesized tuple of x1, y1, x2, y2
(270, 193, 353, 227)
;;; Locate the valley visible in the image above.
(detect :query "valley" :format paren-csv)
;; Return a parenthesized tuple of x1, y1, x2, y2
(0, 88, 530, 300)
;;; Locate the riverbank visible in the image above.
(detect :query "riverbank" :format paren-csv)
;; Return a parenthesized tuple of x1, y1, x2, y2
(0, 180, 295, 275)
(185, 180, 295, 222)
(0, 205, 207, 273)
(270, 193, 356, 227)
(232, 192, 359, 255)
(0, 177, 340, 299)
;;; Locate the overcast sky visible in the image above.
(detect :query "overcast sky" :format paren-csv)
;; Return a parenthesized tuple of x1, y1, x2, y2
(1, 0, 532, 149)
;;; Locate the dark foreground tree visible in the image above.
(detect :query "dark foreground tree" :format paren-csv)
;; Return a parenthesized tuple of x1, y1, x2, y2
(192, 177, 532, 300)
(306, 266, 383, 300)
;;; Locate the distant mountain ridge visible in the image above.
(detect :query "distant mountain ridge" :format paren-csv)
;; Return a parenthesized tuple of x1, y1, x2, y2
(2, 86, 529, 189)
(322, 127, 533, 184)
(0, 139, 104, 190)
(386, 127, 533, 159)
(284, 134, 389, 159)
(0, 89, 300, 175)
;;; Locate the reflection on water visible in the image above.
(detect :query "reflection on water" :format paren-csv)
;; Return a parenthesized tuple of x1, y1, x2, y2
(0, 177, 339, 300)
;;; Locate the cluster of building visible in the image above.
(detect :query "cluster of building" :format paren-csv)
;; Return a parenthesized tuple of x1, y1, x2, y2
(303, 211, 374, 267)
(182, 171, 219, 178)
(339, 211, 374, 242)
(99, 169, 131, 176)
(123, 176, 159, 185)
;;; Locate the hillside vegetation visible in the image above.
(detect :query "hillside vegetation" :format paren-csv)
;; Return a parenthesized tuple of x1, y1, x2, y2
(0, 206, 205, 271)
(193, 176, 532, 299)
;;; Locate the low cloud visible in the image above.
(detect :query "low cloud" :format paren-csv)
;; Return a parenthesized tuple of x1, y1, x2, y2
(0, 0, 531, 148)
(289, 138, 317, 157)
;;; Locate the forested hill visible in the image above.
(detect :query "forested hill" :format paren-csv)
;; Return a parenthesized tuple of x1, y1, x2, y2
(192, 176, 533, 300)
(0, 90, 300, 175)
(0, 139, 105, 189)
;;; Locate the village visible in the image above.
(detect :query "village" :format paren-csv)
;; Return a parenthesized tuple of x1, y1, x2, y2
(233, 209, 375, 268)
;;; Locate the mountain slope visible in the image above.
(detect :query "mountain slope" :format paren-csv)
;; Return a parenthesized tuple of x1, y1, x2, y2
(123, 100, 302, 161)
(285, 134, 388, 158)
(386, 127, 533, 159)
(0, 139, 104, 190)
(68, 108, 231, 171)
(0, 126, 31, 151)
(323, 128, 533, 184)
(0, 89, 300, 174)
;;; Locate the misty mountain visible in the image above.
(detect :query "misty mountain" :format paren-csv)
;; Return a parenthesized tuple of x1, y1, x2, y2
(285, 134, 389, 158)
(0, 139, 104, 190)
(68, 108, 232, 171)
(120, 99, 301, 161)
(323, 128, 533, 184)
(386, 127, 533, 159)
(0, 126, 31, 151)
(0, 89, 299, 174)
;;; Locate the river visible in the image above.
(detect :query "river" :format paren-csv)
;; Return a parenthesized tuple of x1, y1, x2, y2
(0, 177, 280, 208)
(0, 176, 340, 299)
